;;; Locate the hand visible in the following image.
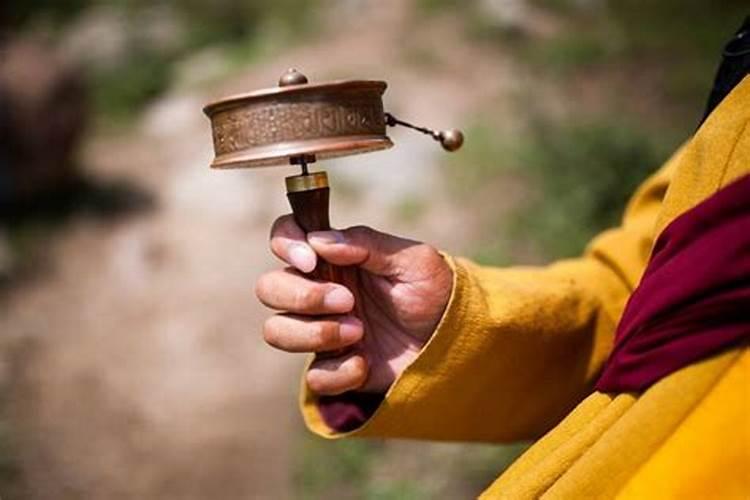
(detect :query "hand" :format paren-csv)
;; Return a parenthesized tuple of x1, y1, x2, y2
(255, 215, 453, 396)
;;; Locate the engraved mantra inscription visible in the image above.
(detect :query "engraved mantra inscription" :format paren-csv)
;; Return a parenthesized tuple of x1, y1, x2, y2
(213, 98, 386, 154)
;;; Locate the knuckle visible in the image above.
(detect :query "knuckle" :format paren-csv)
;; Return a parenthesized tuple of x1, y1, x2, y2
(310, 322, 327, 349)
(312, 321, 338, 350)
(294, 284, 322, 311)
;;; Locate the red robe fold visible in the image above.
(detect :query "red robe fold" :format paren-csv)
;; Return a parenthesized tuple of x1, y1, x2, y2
(596, 173, 750, 392)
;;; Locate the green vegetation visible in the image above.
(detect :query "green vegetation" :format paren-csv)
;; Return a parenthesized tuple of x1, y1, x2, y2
(365, 480, 427, 500)
(390, 197, 427, 226)
(421, 0, 747, 122)
(6, 1, 320, 123)
(529, 0, 746, 109)
(91, 47, 176, 122)
(293, 436, 379, 499)
(450, 117, 669, 261)
(522, 30, 615, 73)
(431, 1, 747, 263)
(457, 442, 531, 487)
(92, 1, 318, 122)
(512, 120, 666, 257)
(292, 434, 530, 499)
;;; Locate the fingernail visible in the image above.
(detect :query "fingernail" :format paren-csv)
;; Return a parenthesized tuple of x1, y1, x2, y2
(324, 287, 354, 312)
(308, 230, 345, 246)
(289, 244, 316, 273)
(339, 316, 363, 344)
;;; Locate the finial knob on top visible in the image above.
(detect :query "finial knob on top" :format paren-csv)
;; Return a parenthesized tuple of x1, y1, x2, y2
(278, 68, 309, 87)
(438, 129, 464, 152)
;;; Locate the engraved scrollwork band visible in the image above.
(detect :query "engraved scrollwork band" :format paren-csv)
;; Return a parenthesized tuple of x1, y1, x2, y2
(204, 81, 393, 169)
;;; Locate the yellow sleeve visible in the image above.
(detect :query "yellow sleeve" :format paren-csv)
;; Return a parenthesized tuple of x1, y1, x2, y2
(301, 148, 680, 443)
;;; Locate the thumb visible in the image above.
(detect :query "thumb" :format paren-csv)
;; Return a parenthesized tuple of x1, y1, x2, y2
(307, 226, 417, 276)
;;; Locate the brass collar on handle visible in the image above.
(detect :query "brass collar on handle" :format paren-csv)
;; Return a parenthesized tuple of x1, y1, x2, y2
(285, 171, 329, 193)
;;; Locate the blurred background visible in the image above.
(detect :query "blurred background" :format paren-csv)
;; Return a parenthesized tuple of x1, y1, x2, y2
(0, 1, 746, 498)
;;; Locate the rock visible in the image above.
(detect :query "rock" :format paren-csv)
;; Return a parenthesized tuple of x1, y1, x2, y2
(0, 36, 88, 205)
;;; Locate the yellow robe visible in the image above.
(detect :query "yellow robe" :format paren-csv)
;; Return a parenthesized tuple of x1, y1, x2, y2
(301, 76, 750, 498)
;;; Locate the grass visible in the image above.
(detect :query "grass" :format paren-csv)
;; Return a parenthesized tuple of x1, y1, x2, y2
(292, 434, 530, 499)
(292, 436, 379, 500)
(365, 480, 427, 500)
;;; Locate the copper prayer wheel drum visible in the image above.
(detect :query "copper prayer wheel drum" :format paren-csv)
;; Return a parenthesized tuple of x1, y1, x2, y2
(203, 73, 394, 169)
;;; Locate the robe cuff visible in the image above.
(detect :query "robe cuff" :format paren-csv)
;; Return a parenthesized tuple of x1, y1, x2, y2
(299, 253, 469, 438)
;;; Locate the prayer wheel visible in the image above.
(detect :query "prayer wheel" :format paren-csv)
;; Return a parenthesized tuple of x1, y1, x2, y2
(203, 67, 464, 283)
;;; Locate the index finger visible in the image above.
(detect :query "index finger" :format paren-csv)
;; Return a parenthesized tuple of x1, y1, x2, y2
(270, 214, 317, 273)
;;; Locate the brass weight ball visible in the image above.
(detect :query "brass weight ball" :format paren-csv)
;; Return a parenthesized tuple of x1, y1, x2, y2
(439, 129, 464, 152)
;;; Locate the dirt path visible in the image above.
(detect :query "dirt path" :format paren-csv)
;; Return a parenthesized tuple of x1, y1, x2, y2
(0, 2, 525, 498)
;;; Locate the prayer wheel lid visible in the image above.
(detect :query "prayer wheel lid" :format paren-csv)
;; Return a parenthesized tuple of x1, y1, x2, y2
(203, 69, 393, 169)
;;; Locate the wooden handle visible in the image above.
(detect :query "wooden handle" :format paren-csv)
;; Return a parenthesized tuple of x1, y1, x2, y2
(286, 185, 343, 284)
(287, 183, 351, 360)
